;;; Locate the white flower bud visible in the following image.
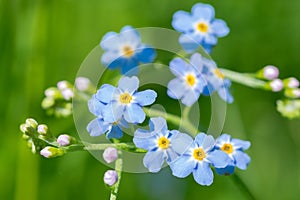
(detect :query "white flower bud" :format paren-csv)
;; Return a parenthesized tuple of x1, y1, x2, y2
(283, 77, 299, 88)
(26, 118, 38, 129)
(269, 79, 283, 92)
(61, 88, 74, 100)
(57, 134, 71, 146)
(103, 147, 118, 163)
(103, 170, 118, 186)
(37, 124, 49, 135)
(75, 77, 91, 91)
(57, 81, 70, 90)
(263, 65, 279, 80)
(40, 146, 64, 158)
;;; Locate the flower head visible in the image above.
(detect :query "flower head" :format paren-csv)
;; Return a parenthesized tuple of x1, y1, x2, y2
(167, 53, 206, 106)
(133, 117, 193, 172)
(214, 134, 251, 175)
(172, 3, 229, 53)
(100, 26, 156, 75)
(95, 76, 157, 124)
(170, 132, 229, 186)
(87, 94, 128, 139)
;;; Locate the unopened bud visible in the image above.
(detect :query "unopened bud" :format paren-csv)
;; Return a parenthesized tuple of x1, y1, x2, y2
(61, 88, 74, 101)
(268, 79, 283, 92)
(45, 87, 61, 98)
(40, 146, 65, 158)
(283, 77, 299, 88)
(20, 124, 36, 136)
(103, 170, 118, 186)
(37, 124, 49, 135)
(285, 88, 300, 98)
(57, 81, 71, 90)
(26, 118, 38, 129)
(263, 65, 279, 80)
(103, 147, 118, 163)
(57, 134, 72, 146)
(75, 77, 91, 91)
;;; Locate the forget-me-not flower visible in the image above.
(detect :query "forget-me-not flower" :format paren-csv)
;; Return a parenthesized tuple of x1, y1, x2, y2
(100, 26, 156, 75)
(170, 132, 229, 186)
(214, 134, 251, 175)
(167, 53, 206, 106)
(172, 3, 229, 53)
(133, 117, 193, 172)
(87, 94, 128, 139)
(96, 76, 157, 124)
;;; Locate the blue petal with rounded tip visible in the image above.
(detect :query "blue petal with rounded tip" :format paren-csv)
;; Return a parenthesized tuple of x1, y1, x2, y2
(191, 3, 215, 21)
(207, 150, 230, 168)
(233, 151, 251, 170)
(87, 118, 111, 137)
(143, 150, 165, 173)
(211, 19, 230, 37)
(232, 139, 251, 150)
(172, 11, 194, 33)
(134, 90, 157, 106)
(118, 76, 139, 93)
(170, 155, 195, 178)
(102, 102, 125, 123)
(106, 125, 123, 139)
(193, 162, 214, 186)
(96, 84, 116, 104)
(136, 45, 156, 63)
(123, 103, 145, 123)
(167, 78, 186, 100)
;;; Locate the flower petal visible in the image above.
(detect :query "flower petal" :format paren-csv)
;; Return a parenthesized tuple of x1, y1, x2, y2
(178, 34, 199, 53)
(211, 19, 230, 37)
(118, 76, 139, 93)
(143, 150, 165, 173)
(133, 130, 157, 150)
(216, 134, 231, 145)
(134, 90, 157, 106)
(88, 95, 105, 116)
(101, 52, 124, 69)
(120, 58, 139, 75)
(193, 162, 214, 186)
(172, 11, 194, 33)
(149, 117, 168, 133)
(87, 118, 111, 137)
(233, 151, 251, 170)
(189, 53, 204, 73)
(217, 85, 234, 103)
(120, 26, 141, 47)
(215, 165, 235, 175)
(170, 155, 195, 178)
(136, 45, 156, 63)
(106, 125, 123, 139)
(170, 131, 194, 155)
(169, 57, 189, 77)
(232, 139, 251, 150)
(102, 102, 125, 123)
(100, 31, 120, 51)
(191, 3, 215, 21)
(167, 78, 186, 100)
(96, 84, 116, 104)
(181, 88, 200, 106)
(207, 150, 230, 168)
(124, 103, 145, 123)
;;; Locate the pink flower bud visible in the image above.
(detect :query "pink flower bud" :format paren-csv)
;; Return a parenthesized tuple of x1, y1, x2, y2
(284, 77, 299, 88)
(57, 81, 69, 90)
(57, 134, 71, 146)
(103, 147, 118, 163)
(263, 65, 279, 80)
(103, 170, 118, 186)
(61, 88, 74, 100)
(75, 77, 91, 91)
(270, 79, 283, 92)
(40, 147, 53, 158)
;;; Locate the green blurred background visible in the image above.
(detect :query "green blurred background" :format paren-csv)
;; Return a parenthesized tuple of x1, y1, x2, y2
(1, 0, 300, 199)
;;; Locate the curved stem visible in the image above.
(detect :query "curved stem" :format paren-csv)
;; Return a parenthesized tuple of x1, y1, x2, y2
(110, 157, 122, 200)
(221, 68, 267, 89)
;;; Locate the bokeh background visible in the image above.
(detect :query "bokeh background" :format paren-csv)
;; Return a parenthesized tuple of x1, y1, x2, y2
(1, 0, 300, 199)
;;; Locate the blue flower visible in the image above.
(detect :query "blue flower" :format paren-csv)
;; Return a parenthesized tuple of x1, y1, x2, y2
(86, 94, 128, 139)
(201, 57, 234, 103)
(170, 132, 229, 186)
(96, 76, 157, 124)
(133, 117, 193, 173)
(214, 134, 251, 175)
(172, 3, 229, 53)
(167, 53, 206, 106)
(100, 26, 156, 75)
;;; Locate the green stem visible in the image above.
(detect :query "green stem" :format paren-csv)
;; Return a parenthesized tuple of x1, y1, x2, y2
(231, 173, 255, 200)
(110, 158, 122, 200)
(221, 68, 267, 89)
(143, 107, 199, 136)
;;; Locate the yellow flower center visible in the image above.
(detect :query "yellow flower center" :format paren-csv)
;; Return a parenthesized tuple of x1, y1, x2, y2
(221, 143, 233, 154)
(197, 22, 208, 33)
(193, 148, 206, 161)
(186, 74, 196, 86)
(214, 68, 225, 79)
(122, 46, 134, 57)
(157, 136, 170, 149)
(119, 93, 132, 104)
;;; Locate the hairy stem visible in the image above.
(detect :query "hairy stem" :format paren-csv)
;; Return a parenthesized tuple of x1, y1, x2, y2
(221, 68, 267, 89)
(110, 158, 122, 200)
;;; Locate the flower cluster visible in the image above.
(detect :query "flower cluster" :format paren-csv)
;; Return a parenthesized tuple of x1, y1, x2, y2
(167, 52, 233, 106)
(100, 26, 156, 75)
(19, 118, 76, 158)
(87, 76, 157, 139)
(134, 117, 251, 186)
(172, 3, 229, 53)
